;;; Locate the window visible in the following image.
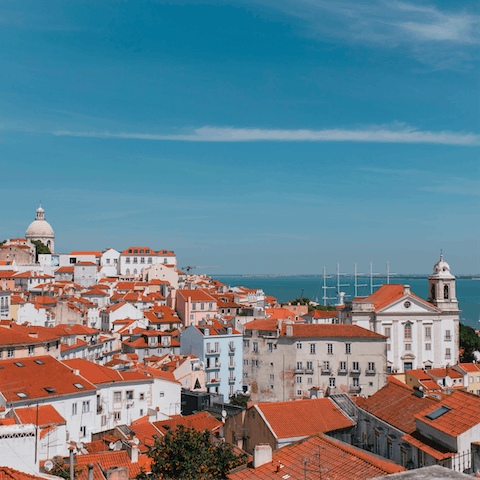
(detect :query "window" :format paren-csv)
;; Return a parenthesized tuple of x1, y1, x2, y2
(308, 378, 313, 384)
(368, 362, 375, 372)
(192, 303, 197, 311)
(253, 360, 258, 367)
(353, 377, 359, 387)
(425, 343, 431, 350)
(101, 415, 106, 426)
(74, 383, 85, 389)
(270, 374, 274, 380)
(113, 391, 121, 402)
(114, 412, 121, 421)
(190, 314, 194, 322)
(323, 361, 330, 370)
(297, 376, 302, 383)
(28, 345, 34, 355)
(7, 349, 14, 358)
(345, 343, 351, 354)
(404, 323, 412, 339)
(140, 257, 145, 264)
(444, 284, 449, 299)
(339, 361, 347, 371)
(160, 392, 164, 397)
(327, 343, 333, 354)
(445, 330, 451, 340)
(244, 340, 249, 348)
(201, 303, 205, 311)
(446, 348, 451, 358)
(148, 258, 152, 264)
(297, 390, 302, 396)
(425, 405, 451, 420)
(352, 361, 360, 372)
(369, 382, 373, 387)
(82, 401, 90, 413)
(72, 403, 77, 415)
(209, 303, 213, 310)
(126, 257, 130, 264)
(126, 269, 130, 275)
(425, 326, 431, 339)
(126, 390, 134, 400)
(306, 361, 313, 370)
(80, 426, 86, 437)
(405, 343, 411, 351)
(206, 342, 211, 353)
(387, 344, 391, 351)
(106, 258, 110, 264)
(297, 342, 302, 350)
(310, 344, 316, 354)
(268, 343, 273, 352)
(384, 327, 391, 338)
(244, 359, 248, 366)
(229, 356, 234, 367)
(253, 342, 258, 353)
(329, 377, 336, 388)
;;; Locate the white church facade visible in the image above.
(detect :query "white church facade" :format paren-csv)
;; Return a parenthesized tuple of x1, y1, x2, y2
(339, 255, 460, 373)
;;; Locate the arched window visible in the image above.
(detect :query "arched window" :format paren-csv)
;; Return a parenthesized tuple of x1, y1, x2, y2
(133, 269, 137, 275)
(431, 284, 436, 300)
(444, 284, 449, 300)
(126, 269, 130, 275)
(404, 323, 412, 339)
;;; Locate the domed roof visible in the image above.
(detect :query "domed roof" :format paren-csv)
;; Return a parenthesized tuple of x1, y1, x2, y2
(25, 204, 54, 238)
(431, 254, 453, 278)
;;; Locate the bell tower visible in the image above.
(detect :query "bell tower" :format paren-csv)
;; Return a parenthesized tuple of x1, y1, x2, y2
(428, 254, 459, 312)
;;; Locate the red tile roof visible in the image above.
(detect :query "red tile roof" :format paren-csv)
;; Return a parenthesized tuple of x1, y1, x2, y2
(457, 363, 480, 373)
(14, 404, 66, 427)
(304, 309, 338, 318)
(401, 431, 454, 460)
(359, 284, 435, 311)
(0, 355, 96, 402)
(0, 467, 53, 480)
(153, 411, 222, 435)
(128, 421, 163, 452)
(356, 381, 438, 434)
(244, 318, 278, 332)
(280, 324, 386, 339)
(229, 433, 403, 480)
(254, 398, 353, 439)
(415, 389, 480, 438)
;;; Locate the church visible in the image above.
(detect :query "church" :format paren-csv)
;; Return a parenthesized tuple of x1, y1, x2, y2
(339, 255, 460, 373)
(25, 204, 55, 253)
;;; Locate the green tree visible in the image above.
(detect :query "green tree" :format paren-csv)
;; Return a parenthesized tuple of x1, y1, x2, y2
(459, 323, 480, 363)
(229, 393, 250, 408)
(141, 425, 248, 479)
(31, 240, 50, 262)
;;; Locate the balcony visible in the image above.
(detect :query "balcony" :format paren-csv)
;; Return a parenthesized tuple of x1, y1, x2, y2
(321, 367, 331, 375)
(338, 368, 348, 375)
(349, 386, 361, 394)
(444, 336, 452, 342)
(294, 368, 304, 374)
(305, 368, 314, 374)
(228, 377, 236, 384)
(228, 364, 235, 369)
(366, 368, 376, 375)
(350, 367, 361, 375)
(205, 350, 220, 356)
(207, 363, 221, 370)
(206, 378, 220, 386)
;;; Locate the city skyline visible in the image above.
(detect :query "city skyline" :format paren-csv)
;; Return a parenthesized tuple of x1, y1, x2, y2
(2, 0, 479, 274)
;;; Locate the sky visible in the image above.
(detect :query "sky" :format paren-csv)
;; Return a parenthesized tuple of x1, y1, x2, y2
(1, 0, 479, 275)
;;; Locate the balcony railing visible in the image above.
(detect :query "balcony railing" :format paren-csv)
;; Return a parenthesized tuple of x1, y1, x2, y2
(444, 336, 452, 342)
(305, 368, 314, 374)
(321, 367, 331, 375)
(349, 386, 361, 394)
(228, 377, 236, 384)
(350, 367, 361, 375)
(338, 368, 348, 375)
(294, 368, 304, 374)
(366, 368, 376, 375)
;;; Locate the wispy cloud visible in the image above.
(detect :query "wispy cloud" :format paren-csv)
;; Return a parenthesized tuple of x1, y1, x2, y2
(259, 233, 313, 240)
(254, 0, 480, 68)
(53, 125, 480, 146)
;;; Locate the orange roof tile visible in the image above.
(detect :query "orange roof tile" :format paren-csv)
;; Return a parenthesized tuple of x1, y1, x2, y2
(280, 323, 386, 339)
(0, 467, 53, 480)
(177, 289, 217, 302)
(153, 412, 222, 435)
(254, 398, 353, 439)
(244, 318, 278, 332)
(401, 431, 454, 460)
(356, 381, 438, 433)
(358, 284, 435, 311)
(14, 404, 66, 427)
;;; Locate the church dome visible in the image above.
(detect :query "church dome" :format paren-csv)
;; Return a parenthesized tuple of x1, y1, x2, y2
(432, 254, 453, 278)
(26, 204, 55, 238)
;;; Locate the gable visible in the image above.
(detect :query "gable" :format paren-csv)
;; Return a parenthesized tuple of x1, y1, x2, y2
(378, 295, 439, 314)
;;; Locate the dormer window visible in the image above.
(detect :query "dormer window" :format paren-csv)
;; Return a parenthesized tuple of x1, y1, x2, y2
(140, 249, 144, 253)
(146, 249, 150, 253)
(128, 249, 132, 253)
(134, 249, 138, 254)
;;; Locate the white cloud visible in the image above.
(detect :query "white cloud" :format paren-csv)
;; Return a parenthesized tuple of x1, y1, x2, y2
(53, 125, 480, 146)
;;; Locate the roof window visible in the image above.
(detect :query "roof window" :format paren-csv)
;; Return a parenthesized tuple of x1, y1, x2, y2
(128, 249, 132, 253)
(426, 405, 452, 420)
(17, 392, 28, 398)
(14, 362, 25, 367)
(74, 383, 85, 389)
(140, 249, 144, 253)
(146, 249, 150, 253)
(44, 387, 56, 394)
(34, 360, 45, 365)
(134, 249, 138, 253)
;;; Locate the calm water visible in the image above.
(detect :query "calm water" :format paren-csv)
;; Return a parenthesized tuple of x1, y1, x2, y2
(212, 275, 480, 328)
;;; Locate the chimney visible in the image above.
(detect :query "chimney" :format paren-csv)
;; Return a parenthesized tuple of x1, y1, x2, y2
(253, 444, 272, 468)
(285, 325, 293, 337)
(128, 440, 139, 463)
(87, 464, 94, 480)
(105, 466, 128, 480)
(403, 285, 411, 295)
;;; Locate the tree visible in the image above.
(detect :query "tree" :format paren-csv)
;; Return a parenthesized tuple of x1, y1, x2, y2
(31, 240, 50, 262)
(141, 425, 248, 479)
(459, 323, 480, 363)
(229, 393, 250, 408)
(49, 457, 84, 479)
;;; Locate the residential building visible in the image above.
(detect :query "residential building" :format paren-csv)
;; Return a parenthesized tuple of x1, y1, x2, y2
(122, 329, 180, 362)
(119, 247, 176, 276)
(180, 319, 243, 400)
(453, 363, 480, 395)
(405, 367, 465, 395)
(339, 256, 460, 373)
(0, 290, 11, 320)
(0, 239, 36, 264)
(176, 289, 218, 327)
(143, 263, 180, 289)
(243, 320, 387, 401)
(100, 301, 143, 332)
(100, 248, 120, 276)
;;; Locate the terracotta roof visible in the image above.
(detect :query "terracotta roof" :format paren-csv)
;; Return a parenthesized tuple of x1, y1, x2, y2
(0, 417, 16, 426)
(120, 247, 157, 256)
(356, 381, 438, 434)
(304, 309, 338, 318)
(196, 319, 240, 336)
(55, 266, 74, 273)
(69, 251, 102, 256)
(415, 389, 480, 438)
(229, 433, 403, 480)
(14, 404, 66, 427)
(0, 355, 96, 402)
(177, 289, 217, 302)
(128, 421, 163, 452)
(0, 467, 53, 480)
(358, 284, 435, 311)
(244, 318, 278, 332)
(153, 411, 222, 435)
(280, 324, 386, 339)
(457, 363, 480, 373)
(401, 431, 454, 460)
(254, 398, 353, 439)
(102, 301, 128, 313)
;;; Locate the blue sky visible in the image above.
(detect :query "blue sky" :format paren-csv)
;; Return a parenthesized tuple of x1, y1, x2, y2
(1, 0, 479, 275)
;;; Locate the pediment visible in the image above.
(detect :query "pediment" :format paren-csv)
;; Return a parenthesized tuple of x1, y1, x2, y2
(378, 294, 439, 314)
(401, 353, 416, 360)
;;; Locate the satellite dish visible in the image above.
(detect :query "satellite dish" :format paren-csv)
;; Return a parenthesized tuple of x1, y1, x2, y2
(221, 410, 227, 418)
(44, 461, 53, 471)
(109, 442, 115, 450)
(445, 376, 453, 388)
(133, 438, 140, 445)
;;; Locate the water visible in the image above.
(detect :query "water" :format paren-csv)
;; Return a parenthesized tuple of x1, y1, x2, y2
(212, 275, 480, 328)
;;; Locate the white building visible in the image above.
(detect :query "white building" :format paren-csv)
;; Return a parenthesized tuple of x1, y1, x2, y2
(339, 256, 460, 373)
(100, 301, 143, 332)
(143, 263, 180, 289)
(100, 248, 120, 276)
(119, 247, 177, 277)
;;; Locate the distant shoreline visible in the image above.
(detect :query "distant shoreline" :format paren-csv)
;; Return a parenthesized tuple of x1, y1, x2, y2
(213, 274, 480, 279)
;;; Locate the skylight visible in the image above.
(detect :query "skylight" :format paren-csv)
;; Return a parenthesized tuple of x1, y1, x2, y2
(14, 362, 25, 367)
(73, 383, 85, 389)
(44, 387, 56, 394)
(34, 360, 44, 365)
(426, 405, 452, 420)
(17, 392, 28, 398)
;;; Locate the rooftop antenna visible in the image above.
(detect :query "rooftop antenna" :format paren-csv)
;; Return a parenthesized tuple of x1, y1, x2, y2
(354, 263, 368, 298)
(322, 267, 335, 306)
